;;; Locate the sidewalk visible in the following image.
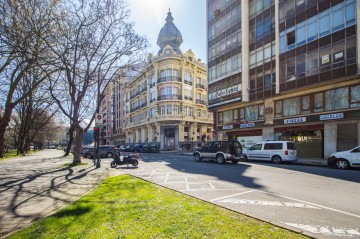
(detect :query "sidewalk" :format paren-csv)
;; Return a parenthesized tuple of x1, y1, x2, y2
(0, 150, 121, 238)
(159, 149, 328, 167)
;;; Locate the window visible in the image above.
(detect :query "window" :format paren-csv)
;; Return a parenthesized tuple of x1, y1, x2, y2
(350, 85, 360, 108)
(307, 50, 318, 76)
(319, 11, 330, 37)
(275, 101, 283, 117)
(264, 143, 283, 150)
(307, 18, 317, 42)
(332, 6, 344, 32)
(283, 97, 300, 116)
(325, 87, 349, 111)
(245, 105, 258, 121)
(296, 24, 306, 46)
(160, 106, 166, 115)
(302, 95, 310, 114)
(167, 105, 172, 114)
(286, 30, 296, 46)
(346, 2, 356, 26)
(223, 110, 233, 124)
(314, 93, 324, 112)
(233, 109, 239, 121)
(218, 112, 223, 124)
(173, 105, 179, 114)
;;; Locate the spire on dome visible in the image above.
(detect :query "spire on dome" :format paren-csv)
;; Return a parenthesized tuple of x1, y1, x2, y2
(157, 10, 183, 55)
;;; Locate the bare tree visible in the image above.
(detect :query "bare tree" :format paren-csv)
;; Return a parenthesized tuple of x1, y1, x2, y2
(0, 0, 60, 157)
(47, 0, 149, 164)
(11, 75, 58, 154)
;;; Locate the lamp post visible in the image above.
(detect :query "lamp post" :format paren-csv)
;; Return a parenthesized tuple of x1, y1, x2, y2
(94, 51, 132, 168)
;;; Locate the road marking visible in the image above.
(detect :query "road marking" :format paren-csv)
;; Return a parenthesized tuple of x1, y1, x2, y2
(284, 223, 360, 237)
(257, 190, 360, 219)
(217, 199, 320, 209)
(210, 190, 256, 202)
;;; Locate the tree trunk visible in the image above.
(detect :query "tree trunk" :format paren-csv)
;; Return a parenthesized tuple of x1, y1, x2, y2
(0, 108, 12, 158)
(63, 124, 74, 157)
(72, 125, 83, 165)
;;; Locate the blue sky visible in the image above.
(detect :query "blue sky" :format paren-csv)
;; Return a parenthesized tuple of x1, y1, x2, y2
(128, 0, 207, 62)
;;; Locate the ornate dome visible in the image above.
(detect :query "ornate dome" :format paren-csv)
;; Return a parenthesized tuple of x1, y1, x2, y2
(157, 10, 183, 55)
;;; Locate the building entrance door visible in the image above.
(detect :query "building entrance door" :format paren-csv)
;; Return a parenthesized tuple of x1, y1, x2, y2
(164, 128, 175, 150)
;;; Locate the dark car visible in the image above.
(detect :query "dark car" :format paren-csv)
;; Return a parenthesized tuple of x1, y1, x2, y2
(82, 145, 117, 159)
(134, 144, 144, 153)
(122, 145, 135, 152)
(193, 140, 242, 164)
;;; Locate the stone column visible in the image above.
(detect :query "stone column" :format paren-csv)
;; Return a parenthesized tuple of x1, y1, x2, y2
(275, 0, 280, 93)
(241, 0, 249, 102)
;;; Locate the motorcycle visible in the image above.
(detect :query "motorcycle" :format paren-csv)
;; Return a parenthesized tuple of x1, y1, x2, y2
(110, 150, 139, 168)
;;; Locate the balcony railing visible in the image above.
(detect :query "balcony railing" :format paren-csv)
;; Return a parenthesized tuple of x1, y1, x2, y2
(196, 84, 205, 90)
(150, 98, 156, 103)
(157, 76, 182, 83)
(150, 82, 156, 88)
(184, 96, 193, 100)
(184, 80, 193, 86)
(196, 99, 206, 105)
(157, 94, 182, 101)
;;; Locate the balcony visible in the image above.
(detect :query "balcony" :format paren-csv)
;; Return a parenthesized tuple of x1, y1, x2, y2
(150, 98, 156, 103)
(184, 80, 193, 86)
(196, 84, 205, 90)
(196, 99, 206, 105)
(184, 96, 193, 101)
(141, 87, 147, 93)
(157, 94, 182, 101)
(157, 76, 182, 84)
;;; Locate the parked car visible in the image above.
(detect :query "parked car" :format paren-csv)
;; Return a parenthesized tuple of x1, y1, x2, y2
(193, 140, 242, 164)
(133, 144, 144, 153)
(123, 145, 135, 152)
(242, 141, 297, 164)
(327, 145, 360, 169)
(116, 145, 125, 151)
(82, 145, 117, 159)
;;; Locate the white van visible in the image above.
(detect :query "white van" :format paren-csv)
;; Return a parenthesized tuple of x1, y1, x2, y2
(242, 141, 297, 164)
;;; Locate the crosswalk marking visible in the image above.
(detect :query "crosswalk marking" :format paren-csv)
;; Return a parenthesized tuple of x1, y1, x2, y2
(217, 199, 321, 209)
(284, 223, 360, 237)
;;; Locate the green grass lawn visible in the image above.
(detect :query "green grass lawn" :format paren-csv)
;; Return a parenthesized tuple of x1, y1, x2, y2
(8, 175, 308, 239)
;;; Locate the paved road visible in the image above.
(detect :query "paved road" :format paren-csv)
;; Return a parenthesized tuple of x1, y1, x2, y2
(1, 151, 359, 239)
(109, 153, 360, 239)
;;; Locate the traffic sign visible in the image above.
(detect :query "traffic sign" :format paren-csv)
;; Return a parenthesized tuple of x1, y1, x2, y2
(95, 113, 103, 125)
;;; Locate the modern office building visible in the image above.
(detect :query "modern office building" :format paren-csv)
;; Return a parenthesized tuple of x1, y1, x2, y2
(122, 10, 213, 150)
(207, 0, 359, 159)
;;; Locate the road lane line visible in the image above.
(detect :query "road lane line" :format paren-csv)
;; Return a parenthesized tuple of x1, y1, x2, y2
(258, 190, 360, 219)
(217, 199, 320, 209)
(283, 223, 360, 237)
(210, 190, 256, 202)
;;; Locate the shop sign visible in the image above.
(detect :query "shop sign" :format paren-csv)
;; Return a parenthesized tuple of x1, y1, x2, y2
(320, 113, 344, 121)
(240, 123, 255, 128)
(223, 125, 233, 130)
(284, 117, 306, 124)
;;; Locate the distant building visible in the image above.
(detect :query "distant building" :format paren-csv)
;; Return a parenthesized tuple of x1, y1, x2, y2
(122, 10, 214, 150)
(207, 0, 360, 159)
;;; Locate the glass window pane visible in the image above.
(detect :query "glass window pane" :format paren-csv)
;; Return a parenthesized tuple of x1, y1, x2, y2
(296, 25, 306, 46)
(319, 13, 330, 37)
(350, 85, 360, 103)
(346, 3, 356, 26)
(283, 97, 300, 116)
(314, 93, 323, 112)
(307, 19, 317, 42)
(325, 87, 349, 111)
(332, 8, 344, 31)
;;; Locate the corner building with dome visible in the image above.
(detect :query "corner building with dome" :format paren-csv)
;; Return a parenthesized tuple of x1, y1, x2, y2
(123, 10, 213, 150)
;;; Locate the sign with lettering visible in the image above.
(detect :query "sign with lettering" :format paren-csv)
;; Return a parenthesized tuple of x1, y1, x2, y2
(320, 113, 344, 121)
(240, 123, 255, 128)
(223, 125, 233, 130)
(284, 117, 306, 124)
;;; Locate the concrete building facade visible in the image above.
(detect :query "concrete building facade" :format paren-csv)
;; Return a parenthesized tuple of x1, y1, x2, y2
(207, 0, 360, 159)
(122, 11, 213, 150)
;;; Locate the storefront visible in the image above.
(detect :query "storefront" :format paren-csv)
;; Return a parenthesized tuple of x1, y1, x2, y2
(274, 124, 324, 159)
